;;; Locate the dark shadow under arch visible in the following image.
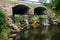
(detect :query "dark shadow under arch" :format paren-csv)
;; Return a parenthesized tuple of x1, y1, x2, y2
(34, 7, 46, 15)
(12, 5, 30, 15)
(12, 5, 30, 23)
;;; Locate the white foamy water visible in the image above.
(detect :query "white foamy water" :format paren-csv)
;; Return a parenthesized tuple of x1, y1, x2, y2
(41, 15, 50, 34)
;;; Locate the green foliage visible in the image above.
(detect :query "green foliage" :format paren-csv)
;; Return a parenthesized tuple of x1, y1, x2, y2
(0, 8, 10, 39)
(29, 14, 40, 23)
(0, 8, 6, 32)
(55, 11, 60, 16)
(55, 0, 60, 10)
(14, 15, 28, 24)
(48, 0, 60, 10)
(45, 0, 60, 16)
(51, 0, 58, 9)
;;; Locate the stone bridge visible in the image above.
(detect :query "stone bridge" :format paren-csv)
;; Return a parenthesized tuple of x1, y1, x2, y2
(0, 1, 55, 18)
(0, 1, 59, 28)
(0, 1, 60, 40)
(0, 1, 59, 30)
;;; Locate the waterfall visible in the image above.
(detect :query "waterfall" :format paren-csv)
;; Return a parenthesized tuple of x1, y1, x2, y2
(41, 15, 51, 40)
(24, 18, 29, 26)
(24, 15, 29, 25)
(24, 15, 29, 38)
(41, 15, 50, 34)
(14, 15, 20, 24)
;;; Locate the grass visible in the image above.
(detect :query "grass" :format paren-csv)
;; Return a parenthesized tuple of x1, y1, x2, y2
(0, 8, 11, 40)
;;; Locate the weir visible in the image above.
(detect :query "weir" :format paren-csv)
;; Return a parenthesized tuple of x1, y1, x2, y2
(10, 4, 51, 40)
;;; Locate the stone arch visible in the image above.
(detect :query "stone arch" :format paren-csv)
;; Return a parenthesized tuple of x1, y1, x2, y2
(12, 5, 30, 15)
(34, 7, 47, 15)
(34, 6, 55, 18)
(12, 3, 34, 15)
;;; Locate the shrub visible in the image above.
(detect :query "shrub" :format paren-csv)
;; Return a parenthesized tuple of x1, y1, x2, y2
(0, 8, 10, 40)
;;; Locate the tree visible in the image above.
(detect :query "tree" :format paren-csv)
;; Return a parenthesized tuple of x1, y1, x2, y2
(55, 0, 60, 10)
(51, 0, 60, 10)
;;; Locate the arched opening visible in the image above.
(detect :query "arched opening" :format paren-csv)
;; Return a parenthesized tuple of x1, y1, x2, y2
(34, 7, 46, 15)
(34, 7, 50, 33)
(12, 5, 30, 23)
(12, 5, 30, 15)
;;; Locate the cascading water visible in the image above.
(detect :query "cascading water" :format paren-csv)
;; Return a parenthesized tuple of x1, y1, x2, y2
(24, 15, 29, 26)
(24, 15, 29, 38)
(14, 15, 21, 26)
(41, 15, 50, 34)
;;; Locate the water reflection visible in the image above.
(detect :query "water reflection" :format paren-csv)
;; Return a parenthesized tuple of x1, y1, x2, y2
(24, 30, 29, 38)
